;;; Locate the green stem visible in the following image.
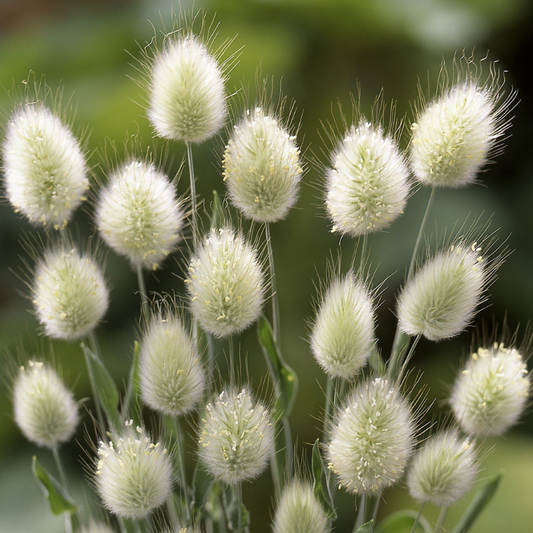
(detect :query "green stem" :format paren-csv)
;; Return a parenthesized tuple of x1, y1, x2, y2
(136, 265, 148, 315)
(132, 521, 142, 533)
(388, 188, 436, 379)
(265, 223, 280, 345)
(81, 341, 105, 429)
(235, 482, 243, 533)
(186, 141, 198, 249)
(433, 507, 448, 533)
(410, 502, 426, 533)
(323, 375, 334, 437)
(371, 495, 381, 531)
(170, 416, 191, 522)
(117, 518, 128, 533)
(354, 493, 367, 531)
(282, 416, 293, 477)
(228, 336, 235, 386)
(52, 447, 73, 533)
(397, 334, 421, 383)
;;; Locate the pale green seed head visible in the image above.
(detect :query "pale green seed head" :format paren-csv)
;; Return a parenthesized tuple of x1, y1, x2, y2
(326, 121, 410, 237)
(451, 343, 530, 436)
(14, 361, 79, 448)
(328, 377, 415, 495)
(140, 313, 205, 416)
(397, 245, 485, 341)
(149, 35, 226, 143)
(273, 479, 329, 533)
(33, 247, 109, 340)
(223, 108, 302, 223)
(310, 273, 374, 379)
(198, 388, 274, 485)
(407, 429, 477, 506)
(186, 227, 265, 338)
(411, 82, 497, 188)
(96, 160, 184, 271)
(95, 424, 173, 520)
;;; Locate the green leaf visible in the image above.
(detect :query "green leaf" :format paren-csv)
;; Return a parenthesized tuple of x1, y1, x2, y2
(211, 190, 225, 230)
(192, 462, 214, 519)
(355, 520, 374, 533)
(312, 439, 336, 519)
(451, 474, 501, 533)
(369, 346, 385, 375)
(32, 456, 77, 516)
(374, 510, 431, 533)
(123, 340, 141, 421)
(83, 342, 122, 429)
(257, 315, 298, 419)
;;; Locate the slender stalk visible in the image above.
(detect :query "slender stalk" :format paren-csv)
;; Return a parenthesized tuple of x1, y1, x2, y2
(228, 336, 235, 386)
(371, 495, 381, 531)
(410, 502, 426, 533)
(117, 518, 128, 533)
(397, 334, 421, 383)
(388, 188, 436, 378)
(136, 265, 148, 314)
(323, 375, 334, 437)
(132, 521, 142, 533)
(282, 416, 293, 475)
(186, 141, 198, 249)
(166, 497, 180, 532)
(81, 341, 105, 429)
(354, 493, 367, 531)
(235, 482, 243, 533)
(170, 416, 191, 522)
(433, 507, 448, 533)
(265, 223, 280, 345)
(269, 440, 281, 495)
(52, 447, 73, 533)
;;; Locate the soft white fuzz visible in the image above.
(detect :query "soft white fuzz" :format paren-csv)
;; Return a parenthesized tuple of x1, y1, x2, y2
(149, 35, 226, 143)
(96, 160, 184, 270)
(397, 245, 485, 341)
(407, 429, 477, 507)
(95, 424, 173, 520)
(273, 479, 329, 533)
(450, 343, 530, 436)
(411, 82, 497, 187)
(326, 121, 410, 237)
(310, 273, 375, 379)
(140, 313, 205, 416)
(186, 227, 265, 338)
(223, 108, 303, 223)
(14, 361, 79, 448)
(198, 388, 274, 485)
(328, 377, 415, 495)
(33, 247, 109, 340)
(3, 104, 88, 228)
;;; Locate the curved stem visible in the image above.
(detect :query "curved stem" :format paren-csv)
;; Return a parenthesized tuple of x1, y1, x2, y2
(410, 502, 426, 533)
(265, 223, 280, 346)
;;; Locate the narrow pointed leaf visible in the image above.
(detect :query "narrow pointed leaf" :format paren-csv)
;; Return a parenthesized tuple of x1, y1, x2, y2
(32, 456, 77, 516)
(374, 509, 431, 533)
(258, 315, 298, 419)
(123, 340, 141, 421)
(369, 346, 385, 375)
(192, 462, 214, 518)
(211, 190, 225, 230)
(355, 520, 374, 533)
(312, 439, 336, 519)
(451, 474, 501, 533)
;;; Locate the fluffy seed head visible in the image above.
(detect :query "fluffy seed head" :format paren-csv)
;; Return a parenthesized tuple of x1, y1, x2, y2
(149, 35, 226, 143)
(95, 424, 173, 520)
(96, 160, 184, 270)
(407, 429, 477, 506)
(310, 273, 375, 379)
(13, 361, 79, 448)
(33, 247, 109, 340)
(273, 479, 329, 533)
(326, 121, 410, 237)
(198, 388, 274, 485)
(140, 313, 205, 416)
(450, 343, 530, 436)
(328, 377, 415, 495)
(397, 244, 485, 341)
(2, 104, 89, 228)
(410, 81, 503, 188)
(186, 227, 265, 338)
(222, 108, 302, 223)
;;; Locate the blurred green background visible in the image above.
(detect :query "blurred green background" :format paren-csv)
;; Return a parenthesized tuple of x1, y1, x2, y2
(1, 0, 533, 531)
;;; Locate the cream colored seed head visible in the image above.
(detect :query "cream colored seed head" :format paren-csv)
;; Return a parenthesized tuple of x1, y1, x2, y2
(96, 160, 184, 271)
(14, 361, 79, 448)
(328, 377, 415, 495)
(95, 425, 173, 520)
(198, 388, 274, 485)
(33, 247, 109, 340)
(149, 35, 226, 143)
(450, 343, 530, 436)
(140, 313, 205, 416)
(326, 120, 410, 237)
(186, 227, 265, 338)
(223, 108, 302, 223)
(2, 104, 88, 228)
